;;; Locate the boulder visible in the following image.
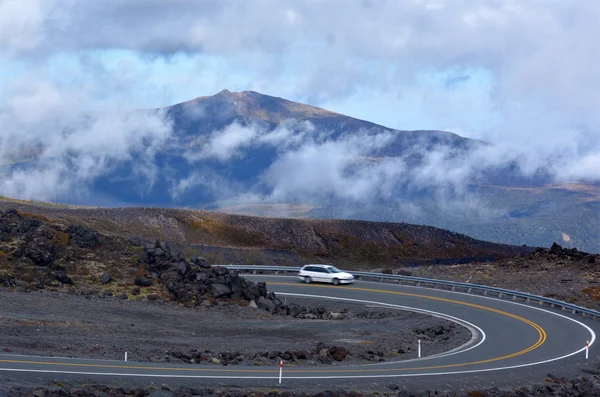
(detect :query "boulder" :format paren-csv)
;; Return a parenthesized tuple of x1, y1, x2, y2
(0, 273, 16, 287)
(195, 272, 208, 282)
(287, 303, 302, 317)
(65, 224, 101, 248)
(53, 271, 73, 285)
(174, 262, 189, 275)
(328, 346, 348, 361)
(23, 241, 55, 266)
(256, 296, 277, 312)
(212, 283, 232, 298)
(191, 256, 210, 269)
(135, 276, 153, 287)
(100, 272, 112, 284)
(242, 281, 261, 300)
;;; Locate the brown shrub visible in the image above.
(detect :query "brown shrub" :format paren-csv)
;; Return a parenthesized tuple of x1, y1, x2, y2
(467, 391, 485, 397)
(18, 212, 51, 223)
(581, 286, 600, 301)
(51, 231, 70, 245)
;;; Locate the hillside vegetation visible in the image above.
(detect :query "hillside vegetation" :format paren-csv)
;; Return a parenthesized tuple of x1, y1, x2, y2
(0, 197, 531, 269)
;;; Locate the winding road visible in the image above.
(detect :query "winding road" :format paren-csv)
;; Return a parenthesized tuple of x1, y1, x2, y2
(1, 275, 598, 389)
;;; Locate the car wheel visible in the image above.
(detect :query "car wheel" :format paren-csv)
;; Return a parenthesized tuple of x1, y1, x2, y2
(304, 276, 312, 284)
(333, 278, 340, 286)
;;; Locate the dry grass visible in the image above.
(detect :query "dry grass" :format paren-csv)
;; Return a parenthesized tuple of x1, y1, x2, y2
(18, 211, 52, 223)
(582, 286, 600, 301)
(185, 216, 266, 246)
(51, 231, 70, 245)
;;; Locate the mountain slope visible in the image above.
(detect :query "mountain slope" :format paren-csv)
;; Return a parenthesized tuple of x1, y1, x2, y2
(0, 198, 532, 268)
(3, 89, 598, 252)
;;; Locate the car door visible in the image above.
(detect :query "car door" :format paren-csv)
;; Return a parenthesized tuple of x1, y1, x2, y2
(319, 267, 333, 283)
(304, 266, 319, 282)
(310, 267, 324, 283)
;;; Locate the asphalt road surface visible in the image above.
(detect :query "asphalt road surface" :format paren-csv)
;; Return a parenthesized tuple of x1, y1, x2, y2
(1, 275, 598, 390)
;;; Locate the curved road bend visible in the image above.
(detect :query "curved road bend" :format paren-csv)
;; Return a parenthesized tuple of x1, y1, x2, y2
(0, 275, 598, 390)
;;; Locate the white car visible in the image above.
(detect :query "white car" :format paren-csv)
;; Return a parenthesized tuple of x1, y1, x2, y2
(298, 264, 354, 285)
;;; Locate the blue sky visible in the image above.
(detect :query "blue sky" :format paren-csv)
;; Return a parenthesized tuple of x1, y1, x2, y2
(0, 48, 499, 136)
(1, 0, 598, 147)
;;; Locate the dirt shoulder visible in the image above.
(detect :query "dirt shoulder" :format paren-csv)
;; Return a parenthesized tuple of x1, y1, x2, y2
(0, 288, 470, 366)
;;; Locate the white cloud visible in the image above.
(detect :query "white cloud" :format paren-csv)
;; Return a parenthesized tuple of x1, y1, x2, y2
(0, 79, 174, 201)
(1, 0, 599, 208)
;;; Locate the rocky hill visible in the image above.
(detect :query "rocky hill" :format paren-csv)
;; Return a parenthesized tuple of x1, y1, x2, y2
(0, 199, 532, 270)
(0, 208, 282, 311)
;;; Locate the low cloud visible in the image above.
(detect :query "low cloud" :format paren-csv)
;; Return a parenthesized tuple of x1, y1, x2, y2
(0, 80, 174, 202)
(1, 0, 599, 213)
(183, 120, 316, 163)
(168, 119, 600, 221)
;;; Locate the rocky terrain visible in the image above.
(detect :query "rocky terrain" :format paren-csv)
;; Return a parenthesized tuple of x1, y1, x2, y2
(403, 243, 600, 311)
(2, 203, 600, 396)
(5, 368, 600, 396)
(0, 208, 470, 367)
(0, 199, 533, 269)
(0, 208, 281, 310)
(0, 289, 468, 367)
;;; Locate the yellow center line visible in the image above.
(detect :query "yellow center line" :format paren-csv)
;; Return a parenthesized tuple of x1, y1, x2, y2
(0, 282, 547, 374)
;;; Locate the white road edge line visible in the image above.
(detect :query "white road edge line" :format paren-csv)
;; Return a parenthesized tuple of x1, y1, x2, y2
(246, 274, 597, 348)
(0, 277, 595, 379)
(276, 292, 485, 365)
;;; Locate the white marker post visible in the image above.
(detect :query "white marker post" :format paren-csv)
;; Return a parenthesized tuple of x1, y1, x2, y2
(418, 339, 421, 358)
(125, 352, 128, 362)
(279, 360, 283, 384)
(586, 341, 589, 360)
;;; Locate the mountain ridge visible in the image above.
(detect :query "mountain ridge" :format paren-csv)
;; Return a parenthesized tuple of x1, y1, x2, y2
(3, 89, 599, 252)
(0, 197, 533, 268)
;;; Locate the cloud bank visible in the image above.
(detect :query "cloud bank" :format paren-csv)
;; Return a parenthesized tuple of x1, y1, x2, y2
(0, 80, 174, 201)
(0, 0, 599, 207)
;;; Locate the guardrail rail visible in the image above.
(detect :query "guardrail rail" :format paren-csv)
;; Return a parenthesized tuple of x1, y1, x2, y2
(216, 264, 600, 320)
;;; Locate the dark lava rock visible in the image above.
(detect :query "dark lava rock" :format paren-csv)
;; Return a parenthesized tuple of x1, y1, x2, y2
(0, 273, 16, 287)
(212, 283, 232, 298)
(146, 294, 161, 301)
(65, 224, 101, 248)
(100, 272, 112, 284)
(328, 346, 348, 361)
(138, 240, 280, 312)
(53, 271, 73, 285)
(135, 276, 153, 287)
(23, 240, 55, 266)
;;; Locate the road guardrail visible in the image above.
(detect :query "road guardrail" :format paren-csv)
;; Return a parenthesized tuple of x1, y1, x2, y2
(217, 264, 600, 320)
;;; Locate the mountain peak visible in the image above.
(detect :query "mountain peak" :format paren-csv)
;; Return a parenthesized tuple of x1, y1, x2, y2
(180, 89, 341, 124)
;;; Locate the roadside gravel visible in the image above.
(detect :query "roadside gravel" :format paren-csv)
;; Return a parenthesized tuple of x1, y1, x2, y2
(0, 288, 470, 366)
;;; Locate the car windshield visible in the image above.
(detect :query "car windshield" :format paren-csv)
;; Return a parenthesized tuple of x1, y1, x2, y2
(326, 266, 341, 273)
